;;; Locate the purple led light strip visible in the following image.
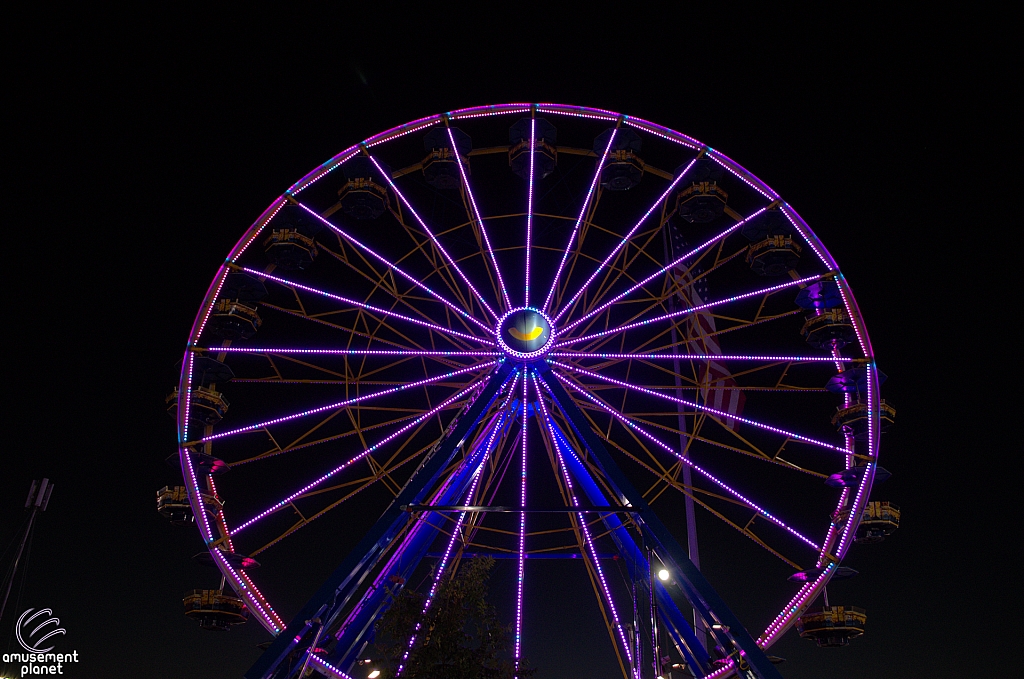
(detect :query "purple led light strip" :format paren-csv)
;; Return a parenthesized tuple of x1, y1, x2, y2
(208, 476, 235, 553)
(542, 127, 618, 315)
(283, 114, 437, 189)
(531, 373, 634, 666)
(183, 357, 284, 634)
(761, 563, 834, 647)
(182, 357, 225, 585)
(551, 361, 846, 454)
(777, 204, 879, 360)
(181, 352, 195, 445)
(307, 655, 355, 679)
(621, 118, 701, 151)
(524, 118, 536, 307)
(835, 365, 876, 557)
(555, 375, 820, 550)
(549, 352, 853, 363)
(450, 106, 532, 121)
(536, 104, 619, 122)
(193, 270, 230, 355)
(241, 267, 490, 345)
(836, 273, 870, 359)
(552, 157, 699, 323)
(363, 114, 440, 149)
(780, 204, 832, 272)
(230, 379, 485, 536)
(560, 207, 769, 333)
(817, 348, 854, 567)
(778, 204, 876, 360)
(557, 274, 826, 347)
(202, 361, 495, 443)
(447, 124, 512, 312)
(395, 395, 511, 677)
(514, 371, 528, 677)
(286, 149, 360, 197)
(295, 203, 492, 334)
(823, 346, 856, 561)
(213, 347, 499, 357)
(213, 549, 284, 632)
(368, 155, 499, 322)
(706, 150, 775, 201)
(228, 200, 287, 263)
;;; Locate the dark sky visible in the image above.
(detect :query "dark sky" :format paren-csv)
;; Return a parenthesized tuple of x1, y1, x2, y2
(3, 7, 1007, 679)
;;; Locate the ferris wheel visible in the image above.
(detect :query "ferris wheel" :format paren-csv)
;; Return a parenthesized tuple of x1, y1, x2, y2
(164, 103, 896, 679)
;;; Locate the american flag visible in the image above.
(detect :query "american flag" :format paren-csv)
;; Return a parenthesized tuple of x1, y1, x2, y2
(669, 222, 745, 431)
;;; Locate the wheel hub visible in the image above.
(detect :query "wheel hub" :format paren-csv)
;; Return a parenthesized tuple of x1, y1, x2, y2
(496, 307, 555, 361)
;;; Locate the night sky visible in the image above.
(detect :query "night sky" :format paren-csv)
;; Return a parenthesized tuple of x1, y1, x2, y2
(3, 8, 1007, 679)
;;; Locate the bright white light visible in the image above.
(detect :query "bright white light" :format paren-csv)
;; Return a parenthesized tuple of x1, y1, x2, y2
(368, 671, 381, 679)
(658, 569, 670, 581)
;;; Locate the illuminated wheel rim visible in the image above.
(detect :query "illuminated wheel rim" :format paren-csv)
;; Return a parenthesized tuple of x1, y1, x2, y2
(175, 104, 883, 675)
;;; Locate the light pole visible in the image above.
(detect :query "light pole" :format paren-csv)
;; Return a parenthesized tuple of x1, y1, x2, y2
(0, 479, 54, 625)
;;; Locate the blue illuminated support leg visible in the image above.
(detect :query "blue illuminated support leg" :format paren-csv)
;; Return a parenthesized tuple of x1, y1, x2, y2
(539, 363, 783, 679)
(327, 433, 501, 670)
(548, 422, 711, 675)
(246, 362, 515, 679)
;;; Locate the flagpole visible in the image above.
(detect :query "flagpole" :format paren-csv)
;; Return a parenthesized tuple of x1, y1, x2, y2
(663, 225, 708, 653)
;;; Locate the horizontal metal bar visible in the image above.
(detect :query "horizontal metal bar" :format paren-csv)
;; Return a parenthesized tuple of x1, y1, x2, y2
(401, 504, 641, 513)
(424, 551, 622, 560)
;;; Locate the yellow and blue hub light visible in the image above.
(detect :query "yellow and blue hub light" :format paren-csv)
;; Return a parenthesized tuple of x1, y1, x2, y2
(496, 307, 555, 361)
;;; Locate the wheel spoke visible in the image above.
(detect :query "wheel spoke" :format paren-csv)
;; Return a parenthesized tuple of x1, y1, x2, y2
(576, 397, 829, 478)
(552, 211, 663, 330)
(230, 379, 484, 536)
(252, 419, 490, 560)
(368, 155, 500, 322)
(563, 207, 770, 332)
(201, 361, 496, 443)
(558, 273, 826, 347)
(316, 237, 488, 338)
(296, 201, 491, 333)
(512, 369, 529, 675)
(228, 413, 422, 467)
(524, 117, 536, 308)
(550, 384, 807, 572)
(259, 301, 445, 352)
(206, 346, 499, 358)
(551, 352, 854, 363)
(551, 361, 846, 454)
(550, 374, 820, 551)
(543, 126, 619, 315)
(552, 156, 700, 323)
(241, 266, 492, 345)
(447, 124, 512, 312)
(249, 439, 435, 556)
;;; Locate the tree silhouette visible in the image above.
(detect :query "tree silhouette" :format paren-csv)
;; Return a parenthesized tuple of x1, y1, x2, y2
(371, 557, 534, 679)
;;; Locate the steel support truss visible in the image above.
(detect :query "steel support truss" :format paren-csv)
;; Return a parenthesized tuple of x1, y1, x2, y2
(245, 363, 515, 679)
(246, 361, 783, 679)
